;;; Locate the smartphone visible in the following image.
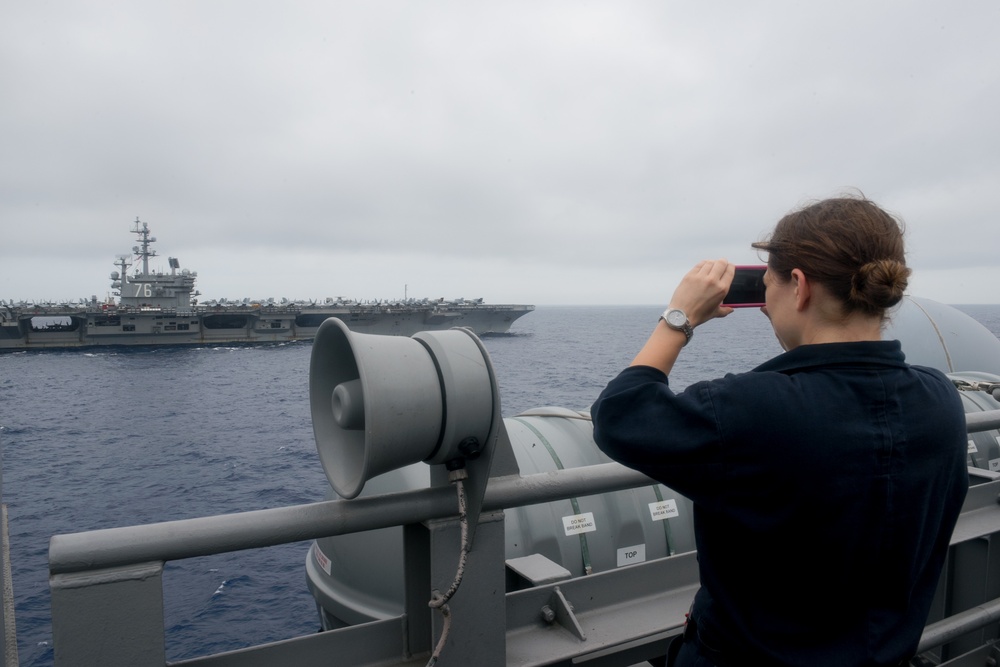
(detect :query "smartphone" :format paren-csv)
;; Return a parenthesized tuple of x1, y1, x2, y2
(723, 265, 767, 307)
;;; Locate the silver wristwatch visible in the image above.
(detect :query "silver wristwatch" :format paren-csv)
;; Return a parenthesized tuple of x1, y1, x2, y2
(661, 307, 693, 346)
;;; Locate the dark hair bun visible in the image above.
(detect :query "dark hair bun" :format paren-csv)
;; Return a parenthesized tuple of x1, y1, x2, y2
(850, 259, 910, 310)
(753, 195, 910, 318)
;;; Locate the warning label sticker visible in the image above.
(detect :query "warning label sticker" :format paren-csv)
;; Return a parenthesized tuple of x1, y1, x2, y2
(562, 512, 597, 536)
(314, 544, 332, 576)
(648, 499, 679, 521)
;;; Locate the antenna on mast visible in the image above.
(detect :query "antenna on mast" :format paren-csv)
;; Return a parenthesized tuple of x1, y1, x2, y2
(130, 217, 157, 275)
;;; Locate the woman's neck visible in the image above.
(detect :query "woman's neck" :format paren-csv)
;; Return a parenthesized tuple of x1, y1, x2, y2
(797, 313, 883, 346)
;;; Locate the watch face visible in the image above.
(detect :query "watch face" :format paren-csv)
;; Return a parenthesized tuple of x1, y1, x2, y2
(666, 309, 687, 327)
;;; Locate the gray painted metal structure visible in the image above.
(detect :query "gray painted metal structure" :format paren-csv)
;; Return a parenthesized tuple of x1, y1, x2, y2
(3, 298, 999, 664)
(38, 409, 1000, 667)
(1, 443, 18, 667)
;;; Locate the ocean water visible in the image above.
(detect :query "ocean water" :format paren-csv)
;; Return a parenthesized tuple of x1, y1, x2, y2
(1, 304, 998, 665)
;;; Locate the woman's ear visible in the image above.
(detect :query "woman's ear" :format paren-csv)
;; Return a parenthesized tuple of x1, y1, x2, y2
(790, 268, 811, 311)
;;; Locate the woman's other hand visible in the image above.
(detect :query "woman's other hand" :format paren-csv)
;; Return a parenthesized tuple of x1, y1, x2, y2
(668, 259, 736, 327)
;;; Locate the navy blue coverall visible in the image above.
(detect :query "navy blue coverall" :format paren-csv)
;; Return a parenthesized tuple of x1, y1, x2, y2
(591, 340, 968, 667)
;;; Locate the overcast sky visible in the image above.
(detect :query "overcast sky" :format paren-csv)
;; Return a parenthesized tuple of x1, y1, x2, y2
(2, 2, 998, 306)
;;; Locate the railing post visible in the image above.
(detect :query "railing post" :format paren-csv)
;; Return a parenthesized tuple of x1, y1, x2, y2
(427, 510, 507, 666)
(1, 431, 19, 667)
(403, 522, 432, 656)
(1, 505, 15, 667)
(50, 561, 165, 667)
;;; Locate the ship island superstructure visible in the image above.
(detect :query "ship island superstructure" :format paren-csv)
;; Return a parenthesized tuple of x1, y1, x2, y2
(0, 218, 534, 351)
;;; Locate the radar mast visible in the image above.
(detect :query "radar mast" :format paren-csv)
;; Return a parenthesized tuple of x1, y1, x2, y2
(131, 217, 157, 277)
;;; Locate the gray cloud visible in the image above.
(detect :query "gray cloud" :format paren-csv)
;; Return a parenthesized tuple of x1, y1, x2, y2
(3, 1, 998, 305)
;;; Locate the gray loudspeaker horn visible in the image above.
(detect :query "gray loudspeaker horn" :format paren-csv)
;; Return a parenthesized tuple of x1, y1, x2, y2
(309, 318, 497, 499)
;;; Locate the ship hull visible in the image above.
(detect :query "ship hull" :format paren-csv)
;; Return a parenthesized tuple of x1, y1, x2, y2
(0, 303, 533, 351)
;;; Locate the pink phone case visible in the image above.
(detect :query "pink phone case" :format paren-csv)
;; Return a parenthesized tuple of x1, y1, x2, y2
(724, 265, 767, 307)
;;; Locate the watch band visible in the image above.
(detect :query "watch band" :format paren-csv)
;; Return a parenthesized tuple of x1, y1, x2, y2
(660, 307, 693, 346)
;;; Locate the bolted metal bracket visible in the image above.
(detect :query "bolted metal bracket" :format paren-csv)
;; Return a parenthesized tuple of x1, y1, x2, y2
(542, 586, 587, 641)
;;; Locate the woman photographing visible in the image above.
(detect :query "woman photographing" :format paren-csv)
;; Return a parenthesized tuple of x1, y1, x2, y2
(591, 195, 968, 667)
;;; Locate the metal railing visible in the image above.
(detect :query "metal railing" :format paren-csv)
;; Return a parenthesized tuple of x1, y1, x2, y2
(41, 409, 1000, 667)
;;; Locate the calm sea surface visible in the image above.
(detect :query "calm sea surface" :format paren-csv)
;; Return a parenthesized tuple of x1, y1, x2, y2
(1, 304, 999, 665)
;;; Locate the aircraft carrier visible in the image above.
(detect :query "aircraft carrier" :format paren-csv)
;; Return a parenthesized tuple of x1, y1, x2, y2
(0, 218, 534, 351)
